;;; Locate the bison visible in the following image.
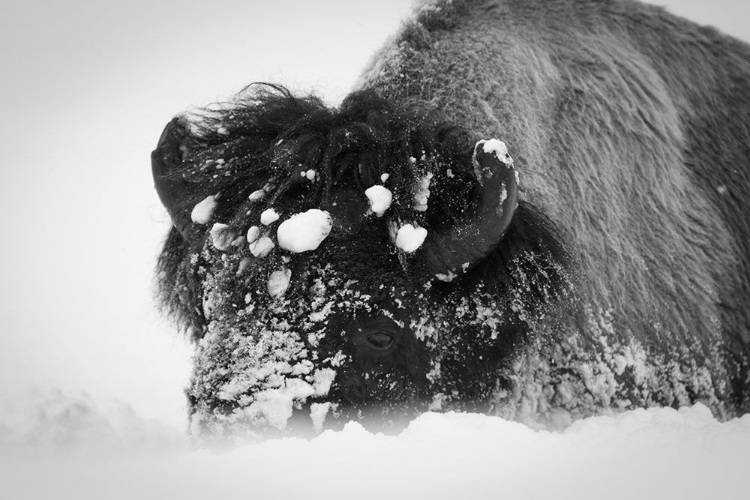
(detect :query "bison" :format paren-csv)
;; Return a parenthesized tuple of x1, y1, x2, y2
(152, 0, 750, 442)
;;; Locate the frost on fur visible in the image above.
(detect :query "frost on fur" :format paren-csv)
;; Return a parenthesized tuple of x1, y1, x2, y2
(153, 0, 750, 442)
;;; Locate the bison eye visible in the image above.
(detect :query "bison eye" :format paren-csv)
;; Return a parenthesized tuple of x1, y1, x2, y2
(366, 332, 395, 351)
(349, 316, 404, 355)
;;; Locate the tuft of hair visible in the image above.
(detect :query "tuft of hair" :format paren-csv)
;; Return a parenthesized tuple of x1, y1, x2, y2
(166, 83, 475, 227)
(459, 199, 575, 315)
(155, 83, 484, 333)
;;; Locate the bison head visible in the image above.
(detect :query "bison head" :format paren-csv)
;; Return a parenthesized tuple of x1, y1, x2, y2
(153, 85, 570, 441)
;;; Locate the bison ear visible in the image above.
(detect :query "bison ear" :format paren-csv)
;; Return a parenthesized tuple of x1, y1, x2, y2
(151, 117, 204, 242)
(420, 139, 519, 280)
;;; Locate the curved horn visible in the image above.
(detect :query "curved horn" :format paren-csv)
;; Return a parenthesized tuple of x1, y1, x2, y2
(151, 117, 201, 241)
(420, 139, 519, 280)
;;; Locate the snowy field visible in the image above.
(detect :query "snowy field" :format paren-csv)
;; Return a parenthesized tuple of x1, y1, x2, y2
(1, 388, 749, 499)
(1, 1, 749, 499)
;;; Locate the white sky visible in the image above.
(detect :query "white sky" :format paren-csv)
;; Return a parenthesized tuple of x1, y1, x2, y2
(0, 0, 747, 429)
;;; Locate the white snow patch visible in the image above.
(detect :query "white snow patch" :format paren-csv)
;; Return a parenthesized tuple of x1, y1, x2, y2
(305, 170, 316, 180)
(312, 368, 336, 396)
(414, 172, 433, 212)
(246, 225, 260, 243)
(428, 393, 446, 411)
(247, 381, 316, 430)
(249, 236, 275, 258)
(480, 138, 513, 165)
(210, 223, 234, 251)
(435, 270, 457, 282)
(364, 185, 393, 217)
(277, 209, 332, 253)
(0, 388, 183, 455)
(190, 195, 217, 224)
(267, 268, 292, 298)
(3, 398, 749, 500)
(380, 173, 390, 182)
(310, 402, 331, 433)
(260, 208, 280, 225)
(395, 224, 428, 253)
(248, 189, 265, 202)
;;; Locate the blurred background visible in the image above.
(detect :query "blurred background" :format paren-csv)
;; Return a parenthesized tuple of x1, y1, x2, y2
(0, 0, 747, 431)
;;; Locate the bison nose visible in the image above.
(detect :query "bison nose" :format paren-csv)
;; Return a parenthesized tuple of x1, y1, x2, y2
(367, 332, 395, 351)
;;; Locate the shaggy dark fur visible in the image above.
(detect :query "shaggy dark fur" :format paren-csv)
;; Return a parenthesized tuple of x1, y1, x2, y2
(153, 0, 750, 442)
(157, 84, 568, 338)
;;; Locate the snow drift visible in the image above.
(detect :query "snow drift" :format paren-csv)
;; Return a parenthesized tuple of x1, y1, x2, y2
(1, 388, 748, 500)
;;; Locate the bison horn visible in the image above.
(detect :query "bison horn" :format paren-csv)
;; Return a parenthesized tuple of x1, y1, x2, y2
(421, 139, 519, 280)
(151, 117, 201, 242)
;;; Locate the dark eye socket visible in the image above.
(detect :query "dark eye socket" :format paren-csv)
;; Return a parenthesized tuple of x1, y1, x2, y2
(348, 316, 403, 354)
(366, 332, 395, 351)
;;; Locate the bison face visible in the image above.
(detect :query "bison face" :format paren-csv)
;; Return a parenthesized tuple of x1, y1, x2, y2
(186, 233, 530, 438)
(153, 87, 569, 441)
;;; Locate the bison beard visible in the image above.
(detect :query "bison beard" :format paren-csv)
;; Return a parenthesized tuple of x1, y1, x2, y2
(153, 0, 750, 444)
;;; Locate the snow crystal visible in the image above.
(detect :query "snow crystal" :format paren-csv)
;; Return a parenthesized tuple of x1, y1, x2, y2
(260, 208, 280, 225)
(249, 236, 275, 258)
(277, 209, 332, 253)
(190, 195, 217, 224)
(248, 189, 265, 202)
(364, 185, 393, 217)
(210, 223, 234, 251)
(395, 223, 428, 253)
(267, 268, 292, 298)
(414, 173, 433, 211)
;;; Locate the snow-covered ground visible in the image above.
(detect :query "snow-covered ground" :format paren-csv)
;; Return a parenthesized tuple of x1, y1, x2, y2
(1, 1, 749, 499)
(1, 388, 749, 500)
